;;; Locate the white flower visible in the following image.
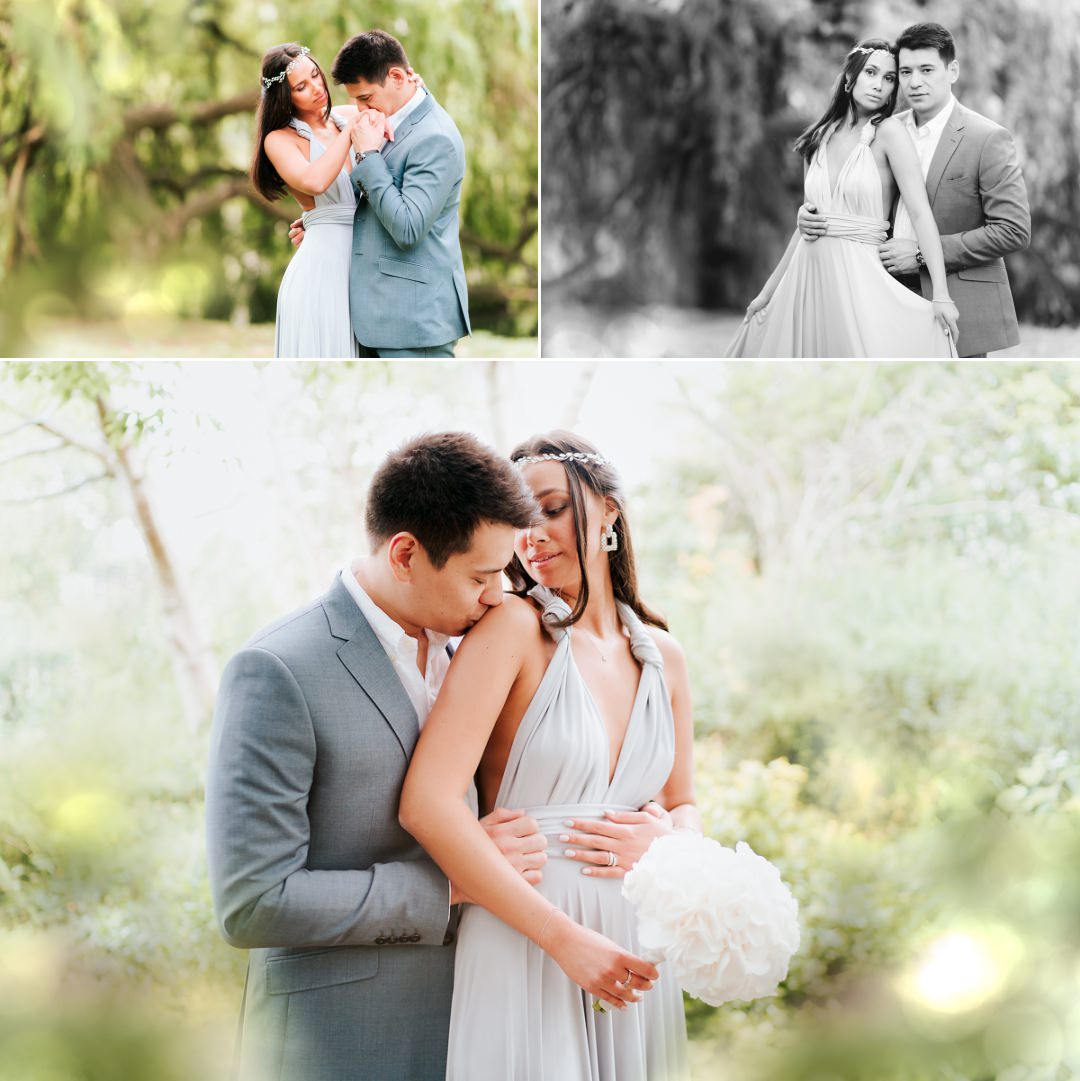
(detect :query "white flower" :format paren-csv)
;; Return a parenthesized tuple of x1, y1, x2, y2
(622, 832, 800, 1006)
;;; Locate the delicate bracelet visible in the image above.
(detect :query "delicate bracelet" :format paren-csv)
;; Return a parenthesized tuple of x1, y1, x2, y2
(932, 297, 954, 304)
(536, 908, 562, 950)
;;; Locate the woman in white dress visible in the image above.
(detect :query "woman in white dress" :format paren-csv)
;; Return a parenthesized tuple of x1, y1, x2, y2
(251, 43, 388, 358)
(401, 432, 701, 1081)
(726, 37, 960, 357)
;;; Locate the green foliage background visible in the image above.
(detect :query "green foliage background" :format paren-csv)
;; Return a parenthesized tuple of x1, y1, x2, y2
(542, 0, 1080, 328)
(0, 0, 538, 354)
(2, 360, 1079, 1079)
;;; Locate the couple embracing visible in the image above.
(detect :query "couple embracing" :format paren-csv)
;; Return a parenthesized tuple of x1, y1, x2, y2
(252, 30, 470, 358)
(729, 22, 1031, 358)
(206, 432, 699, 1080)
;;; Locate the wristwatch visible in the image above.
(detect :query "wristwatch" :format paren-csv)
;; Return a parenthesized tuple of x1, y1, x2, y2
(914, 247, 926, 268)
(358, 149, 379, 162)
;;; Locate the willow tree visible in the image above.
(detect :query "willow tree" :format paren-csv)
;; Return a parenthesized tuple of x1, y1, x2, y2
(541, 0, 1080, 326)
(0, 0, 538, 351)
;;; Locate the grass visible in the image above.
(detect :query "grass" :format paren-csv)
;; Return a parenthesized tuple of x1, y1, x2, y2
(18, 316, 538, 359)
(542, 302, 1080, 359)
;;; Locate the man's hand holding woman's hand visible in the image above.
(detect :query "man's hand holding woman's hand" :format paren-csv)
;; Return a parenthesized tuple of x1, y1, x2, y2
(448, 807, 547, 905)
(287, 109, 395, 248)
(350, 109, 393, 156)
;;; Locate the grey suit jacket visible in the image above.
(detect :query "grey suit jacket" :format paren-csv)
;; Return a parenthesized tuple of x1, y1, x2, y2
(901, 101, 1031, 357)
(206, 575, 455, 1081)
(349, 91, 471, 351)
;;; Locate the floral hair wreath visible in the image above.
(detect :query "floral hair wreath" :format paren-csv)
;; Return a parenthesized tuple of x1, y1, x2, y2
(848, 43, 894, 57)
(512, 451, 610, 468)
(262, 46, 310, 94)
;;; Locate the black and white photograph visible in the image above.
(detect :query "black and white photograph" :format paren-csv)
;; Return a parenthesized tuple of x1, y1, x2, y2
(541, 0, 1080, 358)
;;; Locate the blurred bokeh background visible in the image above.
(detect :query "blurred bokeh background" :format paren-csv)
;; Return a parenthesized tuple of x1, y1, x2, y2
(541, 0, 1080, 357)
(2, 359, 1079, 1080)
(0, 0, 538, 357)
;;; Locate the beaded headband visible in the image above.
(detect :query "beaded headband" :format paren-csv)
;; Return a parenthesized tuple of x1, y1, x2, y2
(513, 451, 610, 468)
(849, 44, 893, 57)
(262, 46, 311, 93)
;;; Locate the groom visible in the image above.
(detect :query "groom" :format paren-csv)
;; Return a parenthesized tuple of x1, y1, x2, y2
(799, 22, 1030, 357)
(206, 433, 544, 1081)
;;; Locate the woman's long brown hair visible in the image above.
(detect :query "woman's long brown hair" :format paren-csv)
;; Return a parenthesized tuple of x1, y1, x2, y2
(250, 43, 332, 201)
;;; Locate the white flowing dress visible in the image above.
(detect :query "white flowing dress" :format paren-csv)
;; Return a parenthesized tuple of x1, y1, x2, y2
(727, 119, 956, 358)
(446, 587, 689, 1081)
(274, 111, 360, 358)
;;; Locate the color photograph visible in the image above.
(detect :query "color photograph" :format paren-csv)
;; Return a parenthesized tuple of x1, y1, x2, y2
(2, 360, 1078, 1080)
(1, 0, 538, 358)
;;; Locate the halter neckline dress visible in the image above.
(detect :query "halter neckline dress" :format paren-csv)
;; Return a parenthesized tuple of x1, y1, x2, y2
(446, 586, 689, 1081)
(727, 118, 956, 358)
(274, 111, 360, 358)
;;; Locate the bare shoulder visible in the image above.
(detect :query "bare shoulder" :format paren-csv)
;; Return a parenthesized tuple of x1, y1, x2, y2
(461, 593, 544, 649)
(646, 625, 688, 673)
(264, 126, 302, 152)
(876, 116, 906, 141)
(876, 117, 917, 160)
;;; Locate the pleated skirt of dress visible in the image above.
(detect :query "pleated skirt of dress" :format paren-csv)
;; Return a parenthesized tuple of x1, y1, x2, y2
(446, 853, 689, 1081)
(727, 234, 956, 358)
(274, 221, 359, 359)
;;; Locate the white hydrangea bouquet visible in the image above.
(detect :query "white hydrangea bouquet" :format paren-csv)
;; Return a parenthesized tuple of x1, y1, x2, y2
(621, 832, 800, 1006)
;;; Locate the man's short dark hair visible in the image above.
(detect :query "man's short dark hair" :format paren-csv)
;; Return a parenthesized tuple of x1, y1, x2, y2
(331, 29, 410, 86)
(366, 432, 537, 568)
(896, 22, 956, 65)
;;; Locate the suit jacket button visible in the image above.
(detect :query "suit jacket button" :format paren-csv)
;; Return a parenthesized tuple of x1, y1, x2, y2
(388, 934, 399, 944)
(409, 933, 421, 942)
(375, 936, 387, 945)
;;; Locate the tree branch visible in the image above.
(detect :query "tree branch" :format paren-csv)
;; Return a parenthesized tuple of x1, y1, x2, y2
(122, 91, 260, 136)
(3, 123, 46, 271)
(148, 165, 249, 197)
(161, 177, 257, 240)
(0, 472, 111, 504)
(0, 441, 69, 467)
(0, 407, 116, 472)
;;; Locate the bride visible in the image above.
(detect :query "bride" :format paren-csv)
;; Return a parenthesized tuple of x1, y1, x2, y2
(727, 37, 959, 358)
(250, 43, 389, 358)
(401, 432, 700, 1081)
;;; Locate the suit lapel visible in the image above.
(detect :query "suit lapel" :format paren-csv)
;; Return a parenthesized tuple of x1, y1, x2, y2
(322, 576, 420, 760)
(925, 103, 965, 206)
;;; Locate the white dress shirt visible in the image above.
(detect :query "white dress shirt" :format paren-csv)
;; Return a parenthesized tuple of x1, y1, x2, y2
(341, 561, 461, 922)
(340, 560, 450, 728)
(387, 85, 427, 134)
(893, 95, 957, 242)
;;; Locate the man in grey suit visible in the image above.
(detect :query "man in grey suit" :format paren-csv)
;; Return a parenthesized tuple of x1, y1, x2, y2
(800, 22, 1030, 357)
(332, 30, 471, 358)
(206, 433, 544, 1081)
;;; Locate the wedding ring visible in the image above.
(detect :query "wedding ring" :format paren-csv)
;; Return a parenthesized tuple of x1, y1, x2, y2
(606, 851, 617, 868)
